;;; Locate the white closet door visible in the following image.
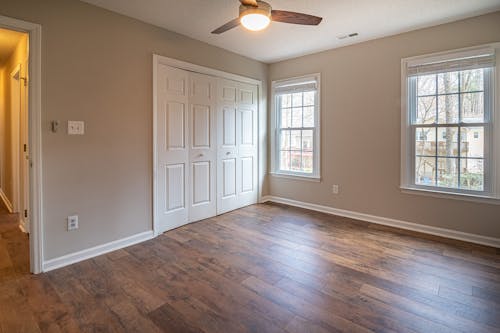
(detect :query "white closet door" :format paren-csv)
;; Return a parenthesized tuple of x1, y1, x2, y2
(157, 64, 189, 232)
(188, 72, 217, 222)
(217, 79, 258, 214)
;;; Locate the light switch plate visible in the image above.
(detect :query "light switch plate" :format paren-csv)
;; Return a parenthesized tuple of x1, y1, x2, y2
(68, 121, 85, 135)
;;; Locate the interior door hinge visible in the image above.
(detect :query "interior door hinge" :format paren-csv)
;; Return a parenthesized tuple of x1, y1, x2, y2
(24, 144, 27, 152)
(24, 210, 28, 218)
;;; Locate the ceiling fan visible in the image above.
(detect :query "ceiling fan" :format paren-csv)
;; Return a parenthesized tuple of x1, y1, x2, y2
(212, 0, 322, 34)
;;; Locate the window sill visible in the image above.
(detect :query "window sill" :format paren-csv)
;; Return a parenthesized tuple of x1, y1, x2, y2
(270, 172, 321, 182)
(400, 186, 500, 205)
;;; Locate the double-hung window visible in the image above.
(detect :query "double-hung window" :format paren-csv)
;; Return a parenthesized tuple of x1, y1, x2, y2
(272, 74, 320, 179)
(401, 44, 500, 200)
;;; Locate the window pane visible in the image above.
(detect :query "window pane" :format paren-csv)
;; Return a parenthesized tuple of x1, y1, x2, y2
(415, 127, 436, 156)
(460, 69, 483, 92)
(302, 151, 313, 173)
(417, 74, 436, 96)
(303, 106, 314, 127)
(460, 127, 484, 158)
(291, 107, 303, 127)
(280, 130, 290, 150)
(281, 94, 292, 108)
(280, 108, 291, 128)
(304, 91, 315, 106)
(302, 130, 313, 152)
(438, 72, 459, 94)
(437, 158, 458, 188)
(415, 156, 436, 186)
(460, 159, 484, 191)
(461, 92, 484, 123)
(280, 151, 290, 171)
(292, 93, 302, 107)
(437, 94, 459, 124)
(437, 127, 458, 157)
(290, 130, 301, 150)
(417, 96, 436, 124)
(290, 151, 301, 171)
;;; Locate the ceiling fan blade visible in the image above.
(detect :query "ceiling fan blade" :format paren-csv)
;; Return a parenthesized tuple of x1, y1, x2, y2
(271, 10, 322, 25)
(211, 18, 241, 34)
(240, 0, 258, 7)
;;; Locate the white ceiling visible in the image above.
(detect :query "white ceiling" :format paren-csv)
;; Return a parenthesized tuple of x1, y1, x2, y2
(80, 0, 500, 63)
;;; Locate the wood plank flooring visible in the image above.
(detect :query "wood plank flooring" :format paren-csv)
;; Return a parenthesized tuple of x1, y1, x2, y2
(0, 202, 499, 332)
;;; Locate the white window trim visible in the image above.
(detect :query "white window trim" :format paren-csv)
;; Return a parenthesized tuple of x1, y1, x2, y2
(271, 73, 321, 180)
(401, 43, 500, 203)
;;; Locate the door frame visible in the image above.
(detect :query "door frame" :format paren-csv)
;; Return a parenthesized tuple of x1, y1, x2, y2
(0, 15, 43, 274)
(152, 54, 266, 236)
(10, 64, 21, 213)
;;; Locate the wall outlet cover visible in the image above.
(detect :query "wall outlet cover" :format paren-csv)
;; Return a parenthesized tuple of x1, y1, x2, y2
(68, 121, 85, 135)
(67, 215, 79, 231)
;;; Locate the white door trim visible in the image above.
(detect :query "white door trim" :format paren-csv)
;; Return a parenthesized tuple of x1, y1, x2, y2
(153, 54, 266, 236)
(10, 64, 21, 213)
(0, 15, 43, 274)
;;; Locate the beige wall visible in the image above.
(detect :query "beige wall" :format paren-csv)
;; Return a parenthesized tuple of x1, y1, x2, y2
(0, 0, 268, 260)
(268, 11, 500, 238)
(0, 33, 28, 207)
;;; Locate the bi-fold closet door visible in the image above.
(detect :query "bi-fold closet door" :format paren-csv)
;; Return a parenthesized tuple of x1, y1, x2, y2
(156, 64, 258, 233)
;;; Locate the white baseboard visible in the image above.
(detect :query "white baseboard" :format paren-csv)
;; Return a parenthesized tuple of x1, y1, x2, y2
(43, 230, 154, 272)
(0, 188, 13, 213)
(261, 195, 500, 248)
(19, 218, 28, 233)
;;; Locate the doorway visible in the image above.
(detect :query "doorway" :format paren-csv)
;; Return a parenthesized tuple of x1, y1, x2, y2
(0, 15, 43, 274)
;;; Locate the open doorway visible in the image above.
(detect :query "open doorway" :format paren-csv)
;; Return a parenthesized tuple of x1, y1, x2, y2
(0, 27, 30, 278)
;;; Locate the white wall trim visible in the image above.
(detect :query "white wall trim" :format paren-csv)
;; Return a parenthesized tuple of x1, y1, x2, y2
(0, 188, 13, 213)
(261, 196, 500, 248)
(0, 15, 44, 274)
(19, 218, 28, 233)
(43, 230, 154, 272)
(152, 54, 266, 236)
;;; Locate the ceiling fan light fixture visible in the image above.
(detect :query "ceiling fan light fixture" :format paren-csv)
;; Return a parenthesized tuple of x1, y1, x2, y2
(240, 13, 270, 31)
(239, 2, 272, 32)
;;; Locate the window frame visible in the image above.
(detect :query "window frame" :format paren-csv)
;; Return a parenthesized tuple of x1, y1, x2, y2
(271, 73, 321, 180)
(401, 43, 500, 203)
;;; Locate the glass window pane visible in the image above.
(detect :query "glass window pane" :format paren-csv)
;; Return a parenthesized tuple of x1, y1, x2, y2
(438, 72, 459, 94)
(415, 127, 436, 156)
(460, 159, 484, 191)
(304, 91, 315, 106)
(280, 151, 290, 171)
(291, 107, 303, 128)
(281, 94, 292, 108)
(280, 108, 291, 128)
(290, 130, 301, 150)
(460, 69, 483, 92)
(461, 92, 484, 123)
(280, 130, 290, 150)
(417, 74, 436, 96)
(415, 156, 436, 186)
(302, 130, 313, 152)
(303, 106, 314, 127)
(301, 151, 313, 174)
(437, 94, 458, 124)
(417, 96, 436, 124)
(292, 93, 302, 107)
(437, 127, 458, 157)
(290, 151, 301, 171)
(460, 127, 484, 158)
(437, 158, 458, 188)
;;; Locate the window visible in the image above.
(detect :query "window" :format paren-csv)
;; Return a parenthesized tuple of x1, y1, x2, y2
(401, 44, 500, 200)
(272, 74, 320, 179)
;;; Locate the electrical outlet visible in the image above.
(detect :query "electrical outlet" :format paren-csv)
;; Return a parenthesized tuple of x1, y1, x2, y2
(68, 121, 85, 135)
(332, 184, 339, 194)
(67, 215, 78, 231)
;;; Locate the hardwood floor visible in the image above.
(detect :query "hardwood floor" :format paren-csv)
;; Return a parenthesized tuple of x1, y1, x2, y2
(0, 202, 499, 332)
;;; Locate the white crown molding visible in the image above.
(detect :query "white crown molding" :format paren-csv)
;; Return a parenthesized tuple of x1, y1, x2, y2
(43, 230, 154, 272)
(261, 196, 500, 248)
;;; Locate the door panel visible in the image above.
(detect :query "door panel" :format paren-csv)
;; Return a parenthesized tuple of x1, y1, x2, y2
(188, 72, 217, 222)
(217, 79, 258, 214)
(157, 65, 189, 232)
